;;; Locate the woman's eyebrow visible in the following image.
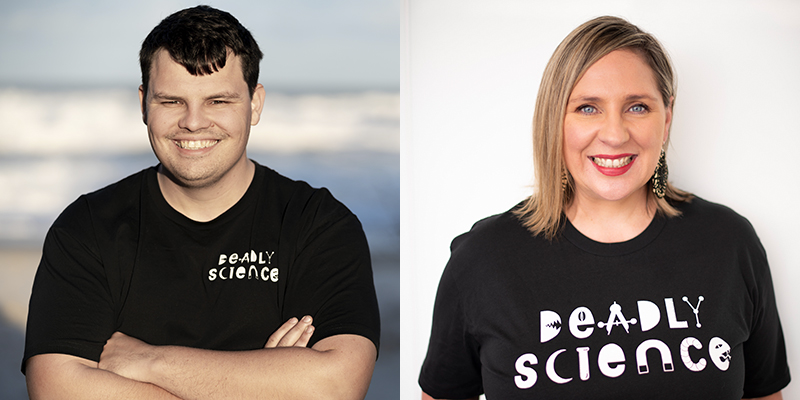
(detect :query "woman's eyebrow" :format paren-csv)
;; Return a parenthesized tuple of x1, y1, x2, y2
(567, 94, 658, 104)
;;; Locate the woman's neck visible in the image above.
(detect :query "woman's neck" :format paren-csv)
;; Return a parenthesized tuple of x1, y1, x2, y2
(564, 188, 655, 243)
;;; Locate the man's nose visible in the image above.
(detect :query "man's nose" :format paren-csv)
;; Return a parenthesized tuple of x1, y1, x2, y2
(178, 104, 212, 132)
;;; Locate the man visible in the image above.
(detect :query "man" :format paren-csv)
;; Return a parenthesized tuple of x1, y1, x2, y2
(23, 6, 380, 399)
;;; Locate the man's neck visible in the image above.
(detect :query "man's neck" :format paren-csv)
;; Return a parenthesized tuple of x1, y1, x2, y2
(157, 159, 256, 222)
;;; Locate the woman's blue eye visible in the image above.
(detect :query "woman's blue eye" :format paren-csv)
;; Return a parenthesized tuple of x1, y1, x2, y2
(579, 105, 596, 114)
(630, 104, 648, 113)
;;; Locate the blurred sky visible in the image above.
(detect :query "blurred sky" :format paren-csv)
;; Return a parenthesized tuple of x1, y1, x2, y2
(0, 0, 400, 91)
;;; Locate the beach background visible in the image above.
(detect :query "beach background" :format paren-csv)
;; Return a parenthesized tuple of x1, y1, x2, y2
(1, 1, 399, 399)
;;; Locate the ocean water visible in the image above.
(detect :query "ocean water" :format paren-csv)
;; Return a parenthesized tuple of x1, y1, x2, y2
(0, 150, 399, 254)
(0, 87, 399, 249)
(0, 88, 399, 399)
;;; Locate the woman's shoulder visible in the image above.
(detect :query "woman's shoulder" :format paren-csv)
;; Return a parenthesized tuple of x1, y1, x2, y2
(449, 204, 543, 255)
(439, 206, 539, 288)
(671, 196, 759, 240)
(455, 204, 522, 234)
(675, 196, 751, 223)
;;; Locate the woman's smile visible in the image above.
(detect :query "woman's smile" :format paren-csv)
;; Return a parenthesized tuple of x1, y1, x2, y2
(590, 154, 636, 176)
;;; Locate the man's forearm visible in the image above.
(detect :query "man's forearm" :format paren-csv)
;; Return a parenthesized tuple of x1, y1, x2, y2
(103, 334, 376, 400)
(27, 317, 375, 400)
(26, 353, 182, 400)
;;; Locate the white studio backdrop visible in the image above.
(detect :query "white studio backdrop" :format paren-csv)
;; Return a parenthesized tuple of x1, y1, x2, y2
(401, 0, 800, 398)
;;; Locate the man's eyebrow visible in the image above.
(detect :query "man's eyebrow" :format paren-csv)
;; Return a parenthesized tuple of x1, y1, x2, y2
(150, 91, 244, 101)
(206, 91, 243, 100)
(151, 92, 181, 101)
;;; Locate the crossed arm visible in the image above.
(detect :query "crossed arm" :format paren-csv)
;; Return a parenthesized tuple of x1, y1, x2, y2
(26, 316, 376, 400)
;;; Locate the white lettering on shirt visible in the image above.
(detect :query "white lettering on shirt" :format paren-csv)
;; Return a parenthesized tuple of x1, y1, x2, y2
(208, 249, 278, 282)
(513, 295, 727, 390)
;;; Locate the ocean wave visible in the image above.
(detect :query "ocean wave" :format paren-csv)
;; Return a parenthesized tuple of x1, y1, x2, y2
(0, 88, 399, 155)
(0, 151, 398, 252)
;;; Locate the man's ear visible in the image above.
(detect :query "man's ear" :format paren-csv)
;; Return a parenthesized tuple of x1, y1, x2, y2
(250, 84, 266, 126)
(138, 85, 147, 125)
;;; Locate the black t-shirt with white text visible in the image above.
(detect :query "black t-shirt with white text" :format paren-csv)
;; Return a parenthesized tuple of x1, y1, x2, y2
(24, 163, 380, 369)
(419, 198, 789, 399)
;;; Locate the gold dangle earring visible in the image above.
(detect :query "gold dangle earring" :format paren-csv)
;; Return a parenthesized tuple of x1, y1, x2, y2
(652, 149, 668, 199)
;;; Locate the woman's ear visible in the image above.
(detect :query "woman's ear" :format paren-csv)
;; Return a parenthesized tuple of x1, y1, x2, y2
(663, 96, 674, 144)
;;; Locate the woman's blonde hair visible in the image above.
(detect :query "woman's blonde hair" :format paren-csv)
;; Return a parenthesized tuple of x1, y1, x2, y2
(514, 16, 692, 239)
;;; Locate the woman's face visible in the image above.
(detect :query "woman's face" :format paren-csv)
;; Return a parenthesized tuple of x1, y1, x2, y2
(563, 49, 672, 207)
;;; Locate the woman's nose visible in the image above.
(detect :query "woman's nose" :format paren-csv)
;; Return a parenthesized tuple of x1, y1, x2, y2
(598, 113, 629, 147)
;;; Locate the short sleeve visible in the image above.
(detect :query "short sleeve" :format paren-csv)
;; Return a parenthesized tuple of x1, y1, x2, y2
(280, 189, 381, 353)
(740, 235, 791, 397)
(419, 256, 484, 399)
(23, 197, 117, 372)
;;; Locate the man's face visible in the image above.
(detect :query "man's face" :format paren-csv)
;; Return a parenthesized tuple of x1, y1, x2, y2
(140, 49, 264, 188)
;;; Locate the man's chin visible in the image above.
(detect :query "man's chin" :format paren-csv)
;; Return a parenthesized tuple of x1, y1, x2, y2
(158, 165, 220, 189)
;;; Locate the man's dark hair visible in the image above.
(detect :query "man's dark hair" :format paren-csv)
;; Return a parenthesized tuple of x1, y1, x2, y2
(140, 5, 263, 100)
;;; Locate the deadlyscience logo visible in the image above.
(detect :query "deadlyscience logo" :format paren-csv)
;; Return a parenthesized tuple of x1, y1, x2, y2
(208, 250, 278, 282)
(514, 296, 732, 389)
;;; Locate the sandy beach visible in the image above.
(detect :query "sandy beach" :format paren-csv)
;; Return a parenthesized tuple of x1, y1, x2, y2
(0, 247, 39, 399)
(0, 248, 39, 329)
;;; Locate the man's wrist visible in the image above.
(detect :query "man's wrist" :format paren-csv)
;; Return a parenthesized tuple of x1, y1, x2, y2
(144, 345, 175, 387)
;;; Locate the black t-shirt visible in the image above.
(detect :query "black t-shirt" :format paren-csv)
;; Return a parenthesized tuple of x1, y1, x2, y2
(419, 198, 789, 399)
(24, 163, 380, 369)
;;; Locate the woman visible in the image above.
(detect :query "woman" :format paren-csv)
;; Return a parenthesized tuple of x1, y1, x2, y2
(419, 16, 789, 400)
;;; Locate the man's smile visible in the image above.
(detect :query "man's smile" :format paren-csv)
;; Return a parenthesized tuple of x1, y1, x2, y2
(173, 139, 219, 150)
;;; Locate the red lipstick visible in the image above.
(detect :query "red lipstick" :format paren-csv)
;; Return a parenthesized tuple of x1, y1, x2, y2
(590, 154, 635, 177)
